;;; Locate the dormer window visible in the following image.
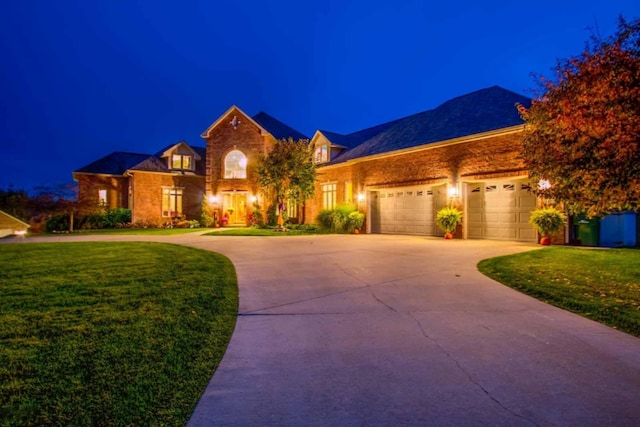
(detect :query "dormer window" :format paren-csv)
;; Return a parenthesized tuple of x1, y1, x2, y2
(315, 145, 329, 163)
(172, 154, 192, 170)
(224, 150, 247, 179)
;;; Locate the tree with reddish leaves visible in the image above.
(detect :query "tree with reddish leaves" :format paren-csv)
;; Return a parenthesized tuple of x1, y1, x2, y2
(518, 17, 640, 217)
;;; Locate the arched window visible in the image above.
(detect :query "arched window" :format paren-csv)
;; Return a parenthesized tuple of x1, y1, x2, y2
(224, 150, 247, 179)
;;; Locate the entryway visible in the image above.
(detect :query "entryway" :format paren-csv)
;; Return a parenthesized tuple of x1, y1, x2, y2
(222, 192, 247, 225)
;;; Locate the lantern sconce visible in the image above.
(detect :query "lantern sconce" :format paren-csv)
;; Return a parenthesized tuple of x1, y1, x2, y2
(357, 193, 365, 203)
(207, 195, 219, 205)
(447, 183, 460, 198)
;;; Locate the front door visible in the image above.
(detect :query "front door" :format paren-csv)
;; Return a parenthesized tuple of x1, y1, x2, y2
(222, 192, 247, 225)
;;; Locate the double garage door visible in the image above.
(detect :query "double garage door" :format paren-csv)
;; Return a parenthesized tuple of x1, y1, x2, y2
(467, 178, 537, 242)
(370, 178, 537, 242)
(370, 185, 446, 236)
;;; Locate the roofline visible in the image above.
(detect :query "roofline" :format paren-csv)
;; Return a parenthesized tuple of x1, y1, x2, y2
(72, 171, 126, 180)
(159, 141, 202, 160)
(309, 130, 348, 149)
(0, 210, 30, 227)
(125, 170, 206, 177)
(200, 105, 270, 138)
(317, 125, 524, 170)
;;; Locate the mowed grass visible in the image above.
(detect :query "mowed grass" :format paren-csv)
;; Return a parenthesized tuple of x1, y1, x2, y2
(478, 247, 640, 337)
(31, 227, 204, 237)
(0, 242, 238, 426)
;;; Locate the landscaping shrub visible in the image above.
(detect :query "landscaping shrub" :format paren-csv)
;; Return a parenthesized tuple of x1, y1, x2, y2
(45, 214, 69, 232)
(317, 204, 363, 233)
(102, 208, 132, 228)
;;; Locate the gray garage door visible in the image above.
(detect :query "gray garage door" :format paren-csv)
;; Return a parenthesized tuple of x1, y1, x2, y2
(467, 179, 537, 242)
(370, 186, 446, 235)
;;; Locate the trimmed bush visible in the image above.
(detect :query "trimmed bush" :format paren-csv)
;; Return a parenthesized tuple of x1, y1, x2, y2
(317, 204, 364, 233)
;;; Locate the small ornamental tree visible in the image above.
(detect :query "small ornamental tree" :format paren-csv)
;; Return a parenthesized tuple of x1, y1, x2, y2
(257, 138, 316, 225)
(517, 17, 640, 217)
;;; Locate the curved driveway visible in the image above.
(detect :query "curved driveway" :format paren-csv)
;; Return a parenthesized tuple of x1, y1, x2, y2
(9, 233, 640, 425)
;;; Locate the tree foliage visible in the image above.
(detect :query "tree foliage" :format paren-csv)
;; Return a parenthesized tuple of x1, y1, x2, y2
(256, 138, 316, 220)
(518, 17, 640, 217)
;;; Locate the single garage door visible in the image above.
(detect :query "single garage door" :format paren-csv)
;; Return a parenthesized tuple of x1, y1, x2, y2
(467, 179, 537, 242)
(370, 185, 446, 235)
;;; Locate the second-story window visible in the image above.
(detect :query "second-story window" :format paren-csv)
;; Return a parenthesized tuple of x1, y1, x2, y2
(224, 150, 247, 179)
(172, 154, 192, 170)
(315, 145, 329, 163)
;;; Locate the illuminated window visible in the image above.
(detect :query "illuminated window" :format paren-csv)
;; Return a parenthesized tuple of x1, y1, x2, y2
(315, 145, 329, 163)
(98, 189, 107, 205)
(322, 183, 336, 209)
(162, 188, 183, 217)
(224, 150, 247, 179)
(171, 154, 192, 170)
(344, 181, 353, 204)
(286, 200, 297, 219)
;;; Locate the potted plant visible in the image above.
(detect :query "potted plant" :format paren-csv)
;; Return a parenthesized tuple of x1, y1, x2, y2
(529, 207, 566, 245)
(436, 207, 463, 239)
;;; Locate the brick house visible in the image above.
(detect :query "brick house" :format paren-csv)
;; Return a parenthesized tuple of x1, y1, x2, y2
(74, 85, 547, 242)
(74, 107, 307, 226)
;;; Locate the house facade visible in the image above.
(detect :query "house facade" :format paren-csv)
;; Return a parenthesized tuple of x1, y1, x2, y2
(74, 85, 553, 242)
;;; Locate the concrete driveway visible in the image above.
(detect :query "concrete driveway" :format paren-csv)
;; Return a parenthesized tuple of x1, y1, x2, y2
(181, 234, 640, 427)
(9, 233, 640, 425)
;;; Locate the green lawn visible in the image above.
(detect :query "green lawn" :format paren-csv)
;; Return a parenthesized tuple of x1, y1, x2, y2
(478, 247, 640, 337)
(30, 227, 205, 237)
(205, 227, 320, 236)
(0, 242, 238, 426)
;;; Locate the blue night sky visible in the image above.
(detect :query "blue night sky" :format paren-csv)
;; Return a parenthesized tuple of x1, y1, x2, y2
(1, 0, 638, 191)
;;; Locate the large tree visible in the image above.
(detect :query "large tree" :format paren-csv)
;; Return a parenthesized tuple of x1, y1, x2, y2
(517, 17, 640, 217)
(257, 138, 316, 224)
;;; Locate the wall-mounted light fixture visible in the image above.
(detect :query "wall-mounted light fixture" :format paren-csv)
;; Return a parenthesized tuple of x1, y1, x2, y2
(357, 193, 365, 202)
(250, 195, 258, 203)
(208, 195, 219, 204)
(538, 179, 551, 191)
(447, 183, 460, 198)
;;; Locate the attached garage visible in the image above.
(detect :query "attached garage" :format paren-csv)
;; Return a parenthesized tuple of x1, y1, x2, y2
(466, 178, 537, 242)
(369, 185, 446, 235)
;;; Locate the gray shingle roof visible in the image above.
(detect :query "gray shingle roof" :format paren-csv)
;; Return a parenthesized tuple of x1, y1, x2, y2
(329, 86, 531, 164)
(75, 145, 207, 176)
(75, 152, 151, 175)
(252, 112, 308, 140)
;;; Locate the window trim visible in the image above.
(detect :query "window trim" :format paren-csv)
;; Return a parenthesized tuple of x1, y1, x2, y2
(98, 189, 107, 205)
(162, 187, 184, 218)
(171, 154, 193, 171)
(224, 149, 248, 179)
(322, 182, 337, 210)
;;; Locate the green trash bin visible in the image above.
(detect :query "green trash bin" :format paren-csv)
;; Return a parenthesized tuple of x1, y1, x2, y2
(573, 214, 599, 246)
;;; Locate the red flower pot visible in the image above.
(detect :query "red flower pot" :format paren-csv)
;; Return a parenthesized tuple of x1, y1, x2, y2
(444, 232, 453, 239)
(540, 236, 551, 245)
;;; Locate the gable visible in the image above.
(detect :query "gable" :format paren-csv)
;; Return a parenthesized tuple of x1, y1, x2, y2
(200, 105, 268, 139)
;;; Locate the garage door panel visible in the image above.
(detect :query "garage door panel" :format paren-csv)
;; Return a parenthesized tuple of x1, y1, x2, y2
(374, 186, 436, 236)
(466, 179, 537, 242)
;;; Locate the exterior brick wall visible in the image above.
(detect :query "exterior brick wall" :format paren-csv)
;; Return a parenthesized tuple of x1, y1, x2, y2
(130, 172, 204, 226)
(76, 174, 129, 209)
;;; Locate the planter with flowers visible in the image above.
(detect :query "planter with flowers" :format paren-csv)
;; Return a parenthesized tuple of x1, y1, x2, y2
(436, 207, 463, 239)
(529, 207, 566, 245)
